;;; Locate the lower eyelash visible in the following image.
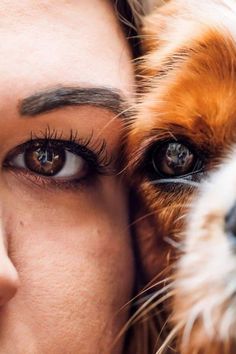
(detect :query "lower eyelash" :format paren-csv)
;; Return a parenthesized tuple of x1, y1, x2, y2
(6, 167, 98, 192)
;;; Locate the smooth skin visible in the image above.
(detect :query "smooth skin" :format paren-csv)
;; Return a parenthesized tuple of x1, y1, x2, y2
(0, 1, 134, 353)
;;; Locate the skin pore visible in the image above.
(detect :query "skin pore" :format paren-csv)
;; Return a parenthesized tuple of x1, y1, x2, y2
(0, 1, 134, 353)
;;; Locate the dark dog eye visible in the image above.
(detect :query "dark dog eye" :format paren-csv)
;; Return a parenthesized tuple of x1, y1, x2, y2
(152, 141, 198, 177)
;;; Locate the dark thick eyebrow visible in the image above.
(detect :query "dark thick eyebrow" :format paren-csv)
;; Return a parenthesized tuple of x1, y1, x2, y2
(19, 86, 128, 117)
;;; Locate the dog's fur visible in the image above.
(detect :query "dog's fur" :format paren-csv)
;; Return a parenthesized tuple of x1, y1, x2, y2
(125, 1, 236, 353)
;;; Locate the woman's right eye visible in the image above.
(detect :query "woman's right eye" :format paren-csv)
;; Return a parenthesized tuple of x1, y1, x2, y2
(3, 138, 107, 187)
(8, 141, 88, 180)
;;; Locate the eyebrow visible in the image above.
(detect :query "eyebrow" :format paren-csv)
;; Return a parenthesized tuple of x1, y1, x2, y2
(19, 86, 128, 117)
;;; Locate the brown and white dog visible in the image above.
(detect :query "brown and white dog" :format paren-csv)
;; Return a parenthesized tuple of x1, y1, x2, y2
(125, 1, 236, 353)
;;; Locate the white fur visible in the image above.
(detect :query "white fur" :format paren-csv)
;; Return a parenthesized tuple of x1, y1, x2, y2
(175, 146, 236, 345)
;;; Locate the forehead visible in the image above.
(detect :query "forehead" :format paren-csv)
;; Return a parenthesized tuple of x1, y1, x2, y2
(0, 0, 133, 103)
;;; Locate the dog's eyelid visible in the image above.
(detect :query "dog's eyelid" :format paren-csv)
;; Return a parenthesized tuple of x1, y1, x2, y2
(128, 137, 169, 171)
(129, 136, 207, 178)
(127, 127, 209, 177)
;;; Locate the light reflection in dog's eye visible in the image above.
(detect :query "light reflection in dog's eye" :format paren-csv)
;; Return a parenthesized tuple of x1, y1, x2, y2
(150, 140, 203, 181)
(152, 141, 195, 177)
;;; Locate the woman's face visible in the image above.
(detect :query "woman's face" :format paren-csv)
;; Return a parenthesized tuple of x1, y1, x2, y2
(0, 1, 134, 353)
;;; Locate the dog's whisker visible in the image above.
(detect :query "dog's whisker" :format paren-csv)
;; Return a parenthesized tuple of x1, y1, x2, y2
(135, 289, 175, 312)
(150, 178, 200, 188)
(164, 236, 183, 250)
(154, 313, 178, 353)
(134, 283, 173, 312)
(128, 205, 191, 228)
(137, 276, 173, 297)
(96, 105, 136, 139)
(142, 291, 175, 316)
(130, 291, 175, 332)
(126, 284, 174, 328)
(173, 213, 189, 225)
(134, 290, 167, 306)
(156, 321, 184, 354)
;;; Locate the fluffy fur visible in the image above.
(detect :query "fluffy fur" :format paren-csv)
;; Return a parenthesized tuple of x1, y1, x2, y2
(125, 1, 236, 353)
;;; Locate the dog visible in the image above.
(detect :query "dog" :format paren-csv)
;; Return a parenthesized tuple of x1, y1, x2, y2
(125, 0, 236, 353)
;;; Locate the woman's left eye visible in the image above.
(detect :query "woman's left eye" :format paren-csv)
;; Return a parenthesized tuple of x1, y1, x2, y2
(4, 140, 89, 182)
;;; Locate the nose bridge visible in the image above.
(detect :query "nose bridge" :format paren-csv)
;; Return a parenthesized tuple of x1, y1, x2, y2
(0, 206, 19, 305)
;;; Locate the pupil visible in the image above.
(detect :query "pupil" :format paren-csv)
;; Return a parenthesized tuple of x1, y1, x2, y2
(25, 143, 66, 176)
(37, 148, 53, 165)
(165, 143, 193, 174)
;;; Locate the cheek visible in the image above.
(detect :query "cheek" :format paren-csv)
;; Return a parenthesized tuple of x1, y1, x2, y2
(1, 179, 134, 352)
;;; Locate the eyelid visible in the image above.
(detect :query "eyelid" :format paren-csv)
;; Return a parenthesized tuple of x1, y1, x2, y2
(3, 140, 114, 196)
(4, 135, 113, 175)
(8, 149, 87, 179)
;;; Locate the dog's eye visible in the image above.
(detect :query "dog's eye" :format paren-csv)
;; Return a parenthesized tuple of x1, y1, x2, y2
(152, 141, 197, 177)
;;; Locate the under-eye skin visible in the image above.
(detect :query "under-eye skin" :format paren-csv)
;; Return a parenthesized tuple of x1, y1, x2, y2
(3, 130, 112, 190)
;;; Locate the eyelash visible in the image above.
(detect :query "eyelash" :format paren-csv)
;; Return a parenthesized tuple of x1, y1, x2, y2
(3, 127, 112, 189)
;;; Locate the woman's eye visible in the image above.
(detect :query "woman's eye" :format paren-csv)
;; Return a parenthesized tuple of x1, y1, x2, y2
(5, 141, 88, 181)
(151, 141, 199, 177)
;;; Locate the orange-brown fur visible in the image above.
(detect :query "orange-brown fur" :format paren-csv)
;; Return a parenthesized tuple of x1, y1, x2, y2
(126, 1, 236, 353)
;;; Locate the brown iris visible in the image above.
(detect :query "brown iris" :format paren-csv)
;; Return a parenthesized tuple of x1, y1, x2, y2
(24, 143, 66, 176)
(152, 142, 195, 177)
